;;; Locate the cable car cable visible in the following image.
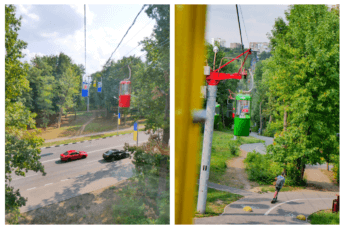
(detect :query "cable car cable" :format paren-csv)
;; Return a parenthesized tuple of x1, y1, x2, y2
(235, 5, 244, 63)
(104, 4, 147, 68)
(239, 5, 250, 48)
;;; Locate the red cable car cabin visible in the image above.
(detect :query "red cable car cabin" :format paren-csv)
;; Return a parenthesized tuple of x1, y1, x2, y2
(119, 81, 131, 107)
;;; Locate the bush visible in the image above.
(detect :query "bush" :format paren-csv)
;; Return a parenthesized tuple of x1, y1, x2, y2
(332, 154, 339, 185)
(284, 163, 307, 186)
(263, 122, 281, 137)
(229, 142, 238, 156)
(252, 126, 259, 133)
(111, 140, 170, 224)
(244, 151, 283, 185)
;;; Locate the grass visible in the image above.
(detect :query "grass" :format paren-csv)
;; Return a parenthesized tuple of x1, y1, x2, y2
(308, 209, 339, 224)
(199, 130, 264, 184)
(194, 186, 243, 218)
(83, 117, 145, 134)
(41, 128, 145, 148)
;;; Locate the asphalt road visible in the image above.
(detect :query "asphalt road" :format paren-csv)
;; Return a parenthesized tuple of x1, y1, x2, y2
(10, 132, 150, 213)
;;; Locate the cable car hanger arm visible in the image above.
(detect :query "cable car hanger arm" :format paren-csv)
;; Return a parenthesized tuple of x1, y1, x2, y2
(206, 48, 251, 85)
(214, 48, 251, 72)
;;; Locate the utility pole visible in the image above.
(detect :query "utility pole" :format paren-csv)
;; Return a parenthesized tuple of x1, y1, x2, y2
(87, 76, 90, 112)
(197, 46, 218, 213)
(197, 46, 252, 214)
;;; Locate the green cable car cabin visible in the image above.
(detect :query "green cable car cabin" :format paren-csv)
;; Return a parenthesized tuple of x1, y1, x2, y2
(234, 94, 251, 136)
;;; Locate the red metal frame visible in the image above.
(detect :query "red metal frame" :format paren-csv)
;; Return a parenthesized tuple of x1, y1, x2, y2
(206, 49, 252, 85)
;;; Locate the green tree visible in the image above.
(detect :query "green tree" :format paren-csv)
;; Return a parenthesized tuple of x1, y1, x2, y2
(5, 5, 45, 220)
(265, 5, 339, 182)
(134, 4, 170, 145)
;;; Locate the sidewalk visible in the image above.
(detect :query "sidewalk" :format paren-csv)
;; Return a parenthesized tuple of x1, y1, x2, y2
(45, 124, 146, 143)
(195, 185, 338, 224)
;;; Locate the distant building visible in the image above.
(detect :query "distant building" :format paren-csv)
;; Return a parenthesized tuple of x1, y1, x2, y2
(230, 43, 241, 49)
(249, 42, 270, 54)
(211, 38, 226, 47)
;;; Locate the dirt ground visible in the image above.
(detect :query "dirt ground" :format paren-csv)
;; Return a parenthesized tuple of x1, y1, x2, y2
(223, 149, 261, 192)
(304, 167, 339, 192)
(6, 180, 131, 224)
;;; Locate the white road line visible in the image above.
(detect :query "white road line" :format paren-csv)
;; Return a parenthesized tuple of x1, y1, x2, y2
(264, 198, 335, 215)
(87, 159, 101, 164)
(41, 140, 147, 164)
(61, 179, 69, 182)
(44, 183, 53, 186)
(26, 187, 36, 191)
(12, 173, 39, 181)
(75, 175, 82, 178)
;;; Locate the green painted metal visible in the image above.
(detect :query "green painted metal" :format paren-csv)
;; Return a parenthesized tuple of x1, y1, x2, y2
(234, 117, 250, 136)
(234, 94, 251, 136)
(235, 94, 251, 100)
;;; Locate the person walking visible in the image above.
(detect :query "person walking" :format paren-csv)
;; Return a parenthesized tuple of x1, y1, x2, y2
(271, 172, 285, 203)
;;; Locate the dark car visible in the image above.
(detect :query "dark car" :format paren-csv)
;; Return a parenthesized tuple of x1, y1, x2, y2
(103, 149, 130, 161)
(60, 150, 88, 162)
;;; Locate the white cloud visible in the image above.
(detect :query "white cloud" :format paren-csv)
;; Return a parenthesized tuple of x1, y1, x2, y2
(40, 31, 59, 38)
(21, 49, 45, 63)
(70, 4, 94, 25)
(16, 4, 39, 24)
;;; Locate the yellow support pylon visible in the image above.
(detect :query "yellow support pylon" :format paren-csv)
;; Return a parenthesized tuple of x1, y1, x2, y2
(175, 5, 207, 224)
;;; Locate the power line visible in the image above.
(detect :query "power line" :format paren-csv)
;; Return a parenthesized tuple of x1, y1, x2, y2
(121, 18, 155, 48)
(103, 4, 147, 67)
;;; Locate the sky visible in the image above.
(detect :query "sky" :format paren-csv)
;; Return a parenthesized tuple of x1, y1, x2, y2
(14, 4, 156, 77)
(205, 5, 290, 48)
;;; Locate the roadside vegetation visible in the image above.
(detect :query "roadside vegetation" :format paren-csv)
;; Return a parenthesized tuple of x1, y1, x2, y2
(194, 185, 243, 218)
(41, 128, 145, 148)
(116, 139, 170, 224)
(244, 150, 307, 187)
(308, 209, 339, 225)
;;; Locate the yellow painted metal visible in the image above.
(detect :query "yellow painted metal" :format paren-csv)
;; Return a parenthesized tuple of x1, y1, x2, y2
(133, 131, 137, 141)
(118, 119, 120, 125)
(175, 5, 206, 224)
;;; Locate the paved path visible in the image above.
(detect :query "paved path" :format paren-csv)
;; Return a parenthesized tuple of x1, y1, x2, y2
(208, 182, 255, 197)
(195, 190, 337, 224)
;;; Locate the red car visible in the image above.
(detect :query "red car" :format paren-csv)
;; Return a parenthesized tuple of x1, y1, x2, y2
(60, 150, 88, 162)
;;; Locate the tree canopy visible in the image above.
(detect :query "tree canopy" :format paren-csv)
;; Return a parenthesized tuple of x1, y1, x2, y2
(264, 5, 339, 181)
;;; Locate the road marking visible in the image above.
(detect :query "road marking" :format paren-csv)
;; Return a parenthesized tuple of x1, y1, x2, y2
(44, 183, 53, 186)
(12, 173, 38, 181)
(27, 187, 36, 191)
(41, 140, 147, 164)
(61, 179, 69, 182)
(75, 175, 82, 178)
(264, 198, 335, 215)
(87, 159, 101, 164)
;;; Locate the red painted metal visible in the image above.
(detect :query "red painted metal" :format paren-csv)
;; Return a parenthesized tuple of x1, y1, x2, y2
(119, 80, 131, 108)
(119, 94, 131, 107)
(332, 195, 340, 213)
(206, 49, 252, 85)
